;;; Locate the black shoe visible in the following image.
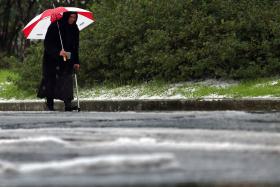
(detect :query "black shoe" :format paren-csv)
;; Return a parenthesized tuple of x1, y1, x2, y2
(45, 98, 55, 111)
(45, 103, 55, 111)
(65, 105, 78, 112)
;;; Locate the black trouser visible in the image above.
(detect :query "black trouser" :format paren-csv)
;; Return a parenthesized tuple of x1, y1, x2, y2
(64, 99, 72, 109)
(46, 97, 54, 110)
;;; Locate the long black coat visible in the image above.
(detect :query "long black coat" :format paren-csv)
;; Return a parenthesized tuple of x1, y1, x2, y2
(37, 16, 80, 101)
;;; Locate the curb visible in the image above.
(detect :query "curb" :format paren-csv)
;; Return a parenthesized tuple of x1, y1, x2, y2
(1, 99, 280, 111)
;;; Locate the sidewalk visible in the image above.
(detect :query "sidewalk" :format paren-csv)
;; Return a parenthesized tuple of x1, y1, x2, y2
(1, 99, 280, 111)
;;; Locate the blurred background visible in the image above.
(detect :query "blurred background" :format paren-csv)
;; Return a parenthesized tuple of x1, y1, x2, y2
(1, 0, 280, 98)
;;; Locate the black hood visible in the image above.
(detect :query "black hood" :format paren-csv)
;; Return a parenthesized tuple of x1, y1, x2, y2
(59, 11, 78, 26)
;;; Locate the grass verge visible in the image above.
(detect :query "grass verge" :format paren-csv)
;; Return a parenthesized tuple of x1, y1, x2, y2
(1, 70, 280, 100)
(0, 70, 34, 99)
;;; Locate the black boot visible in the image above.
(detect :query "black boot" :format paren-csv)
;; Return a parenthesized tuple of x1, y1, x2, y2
(64, 100, 77, 111)
(46, 98, 55, 111)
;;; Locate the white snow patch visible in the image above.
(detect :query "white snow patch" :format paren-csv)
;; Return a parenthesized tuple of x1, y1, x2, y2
(196, 79, 238, 88)
(255, 80, 280, 87)
(0, 153, 178, 174)
(114, 137, 157, 145)
(270, 80, 279, 86)
(0, 137, 68, 145)
(202, 94, 228, 100)
(96, 137, 280, 153)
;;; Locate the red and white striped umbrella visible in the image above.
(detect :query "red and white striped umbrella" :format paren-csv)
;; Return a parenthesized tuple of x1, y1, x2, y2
(23, 7, 94, 39)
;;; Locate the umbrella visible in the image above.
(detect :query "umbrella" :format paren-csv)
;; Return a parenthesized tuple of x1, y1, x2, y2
(22, 6, 94, 112)
(22, 7, 94, 40)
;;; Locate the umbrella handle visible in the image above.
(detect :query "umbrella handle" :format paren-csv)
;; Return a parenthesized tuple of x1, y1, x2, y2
(61, 48, 66, 61)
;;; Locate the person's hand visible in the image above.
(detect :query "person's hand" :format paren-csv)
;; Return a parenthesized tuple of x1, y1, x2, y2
(74, 64, 80, 71)
(59, 49, 67, 61)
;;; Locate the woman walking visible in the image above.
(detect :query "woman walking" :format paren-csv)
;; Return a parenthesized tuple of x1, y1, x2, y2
(37, 11, 80, 111)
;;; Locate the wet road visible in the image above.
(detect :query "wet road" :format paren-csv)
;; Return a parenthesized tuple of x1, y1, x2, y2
(0, 111, 280, 187)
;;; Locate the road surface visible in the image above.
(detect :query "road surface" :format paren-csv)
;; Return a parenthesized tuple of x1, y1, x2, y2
(0, 111, 280, 187)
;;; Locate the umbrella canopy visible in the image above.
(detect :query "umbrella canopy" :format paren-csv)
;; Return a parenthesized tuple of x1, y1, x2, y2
(23, 7, 94, 39)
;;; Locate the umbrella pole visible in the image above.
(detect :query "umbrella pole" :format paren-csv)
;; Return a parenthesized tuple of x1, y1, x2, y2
(56, 22, 67, 61)
(53, 3, 66, 61)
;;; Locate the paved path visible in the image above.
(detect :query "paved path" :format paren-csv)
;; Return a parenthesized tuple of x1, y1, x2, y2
(0, 111, 280, 187)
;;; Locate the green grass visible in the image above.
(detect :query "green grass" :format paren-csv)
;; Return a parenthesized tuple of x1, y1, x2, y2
(0, 70, 33, 99)
(79, 78, 280, 99)
(175, 78, 280, 99)
(1, 69, 280, 100)
(79, 80, 170, 99)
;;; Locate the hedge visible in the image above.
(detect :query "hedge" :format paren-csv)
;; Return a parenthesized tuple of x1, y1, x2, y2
(16, 0, 280, 91)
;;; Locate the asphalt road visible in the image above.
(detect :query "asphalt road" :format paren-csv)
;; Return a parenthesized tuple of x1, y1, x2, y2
(0, 111, 280, 187)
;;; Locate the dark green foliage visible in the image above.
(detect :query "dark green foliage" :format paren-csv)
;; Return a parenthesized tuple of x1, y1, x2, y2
(79, 0, 280, 85)
(18, 0, 280, 90)
(14, 43, 43, 92)
(0, 53, 20, 69)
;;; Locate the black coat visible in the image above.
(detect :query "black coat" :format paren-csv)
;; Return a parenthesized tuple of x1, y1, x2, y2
(37, 15, 80, 101)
